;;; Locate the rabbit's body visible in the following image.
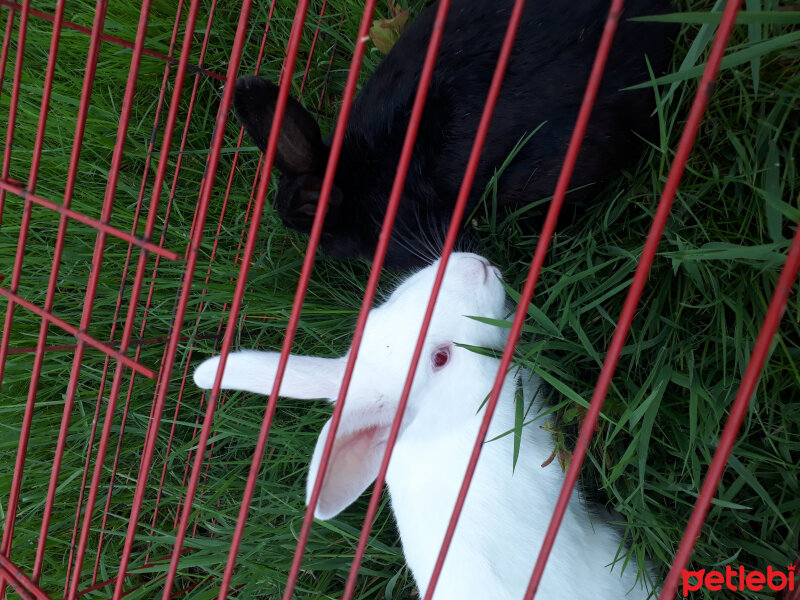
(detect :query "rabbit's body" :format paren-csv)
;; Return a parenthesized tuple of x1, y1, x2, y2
(194, 253, 652, 598)
(387, 371, 648, 599)
(233, 0, 676, 267)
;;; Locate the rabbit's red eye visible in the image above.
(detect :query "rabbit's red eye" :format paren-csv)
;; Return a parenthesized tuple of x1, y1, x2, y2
(431, 345, 451, 372)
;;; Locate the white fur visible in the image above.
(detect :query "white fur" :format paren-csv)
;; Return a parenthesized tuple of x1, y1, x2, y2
(193, 253, 653, 599)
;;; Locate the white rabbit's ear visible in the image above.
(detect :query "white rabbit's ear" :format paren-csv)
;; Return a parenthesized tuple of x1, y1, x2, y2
(307, 404, 393, 520)
(193, 351, 344, 400)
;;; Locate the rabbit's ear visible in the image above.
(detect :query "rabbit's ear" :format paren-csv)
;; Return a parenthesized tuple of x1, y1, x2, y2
(233, 76, 327, 176)
(193, 351, 344, 400)
(307, 404, 393, 519)
(275, 173, 344, 233)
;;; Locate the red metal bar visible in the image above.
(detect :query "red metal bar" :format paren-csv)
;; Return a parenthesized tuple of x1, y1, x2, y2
(76, 549, 190, 598)
(0, 0, 27, 228)
(277, 0, 504, 592)
(2, 4, 116, 590)
(299, 0, 327, 95)
(0, 181, 180, 260)
(327, 1, 587, 598)
(143, 0, 223, 561)
(0, 6, 49, 390)
(164, 0, 377, 595)
(62, 362, 114, 597)
(89, 0, 190, 583)
(524, 1, 742, 597)
(314, 17, 342, 113)
(351, 0, 628, 595)
(0, 288, 154, 376)
(24, 0, 80, 584)
(301, 0, 521, 595)
(204, 0, 276, 291)
(0, 0, 29, 389)
(161, 0, 327, 590)
(59, 0, 201, 594)
(0, 8, 15, 102)
(0, 554, 52, 600)
(137, 0, 217, 565)
(162, 351, 203, 538)
(0, 0, 64, 397)
(252, 0, 278, 77)
(7, 344, 94, 354)
(172, 0, 295, 547)
(290, 7, 455, 595)
(150, 0, 240, 563)
(64, 1, 154, 596)
(173, 0, 257, 561)
(81, 0, 255, 595)
(225, 0, 280, 273)
(155, 1, 328, 596)
(89, 345, 132, 586)
(140, 8, 226, 511)
(91, 20, 193, 560)
(6, 337, 194, 355)
(659, 221, 800, 597)
(228, 145, 263, 270)
(91, 379, 143, 582)
(0, 0, 225, 81)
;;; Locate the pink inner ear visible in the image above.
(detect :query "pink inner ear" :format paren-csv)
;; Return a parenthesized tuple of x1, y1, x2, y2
(310, 419, 390, 520)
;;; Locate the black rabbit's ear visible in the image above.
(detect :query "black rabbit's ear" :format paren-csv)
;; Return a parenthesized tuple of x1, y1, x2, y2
(233, 76, 326, 176)
(275, 174, 344, 233)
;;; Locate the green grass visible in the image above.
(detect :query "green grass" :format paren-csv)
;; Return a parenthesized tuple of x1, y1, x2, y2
(0, 1, 798, 599)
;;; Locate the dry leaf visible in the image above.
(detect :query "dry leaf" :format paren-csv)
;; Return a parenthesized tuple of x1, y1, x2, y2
(369, 1, 410, 54)
(557, 448, 573, 471)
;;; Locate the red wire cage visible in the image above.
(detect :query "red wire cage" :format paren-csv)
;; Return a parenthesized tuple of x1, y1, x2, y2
(0, 0, 798, 599)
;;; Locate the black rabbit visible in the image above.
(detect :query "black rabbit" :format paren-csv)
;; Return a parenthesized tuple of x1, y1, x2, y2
(234, 0, 676, 268)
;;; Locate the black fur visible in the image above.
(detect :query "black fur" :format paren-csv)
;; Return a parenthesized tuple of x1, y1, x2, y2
(234, 0, 677, 268)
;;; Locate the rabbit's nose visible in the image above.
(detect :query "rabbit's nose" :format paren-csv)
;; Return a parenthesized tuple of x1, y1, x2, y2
(477, 260, 490, 283)
(445, 253, 500, 285)
(460, 254, 492, 283)
(453, 252, 489, 267)
(475, 259, 501, 285)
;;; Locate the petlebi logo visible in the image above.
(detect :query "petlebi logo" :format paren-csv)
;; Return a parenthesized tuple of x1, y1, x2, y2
(681, 564, 796, 597)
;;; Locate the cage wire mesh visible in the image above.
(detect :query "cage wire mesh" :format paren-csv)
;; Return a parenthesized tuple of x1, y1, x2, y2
(0, 0, 799, 599)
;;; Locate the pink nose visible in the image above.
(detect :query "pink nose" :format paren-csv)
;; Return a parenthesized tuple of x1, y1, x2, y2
(459, 254, 494, 282)
(475, 258, 489, 282)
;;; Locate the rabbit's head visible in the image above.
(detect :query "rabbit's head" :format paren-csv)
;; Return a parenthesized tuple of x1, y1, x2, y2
(193, 253, 509, 519)
(232, 77, 360, 257)
(232, 76, 336, 229)
(233, 76, 449, 268)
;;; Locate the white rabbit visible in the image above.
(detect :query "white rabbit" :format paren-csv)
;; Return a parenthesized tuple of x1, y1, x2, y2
(194, 253, 653, 599)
